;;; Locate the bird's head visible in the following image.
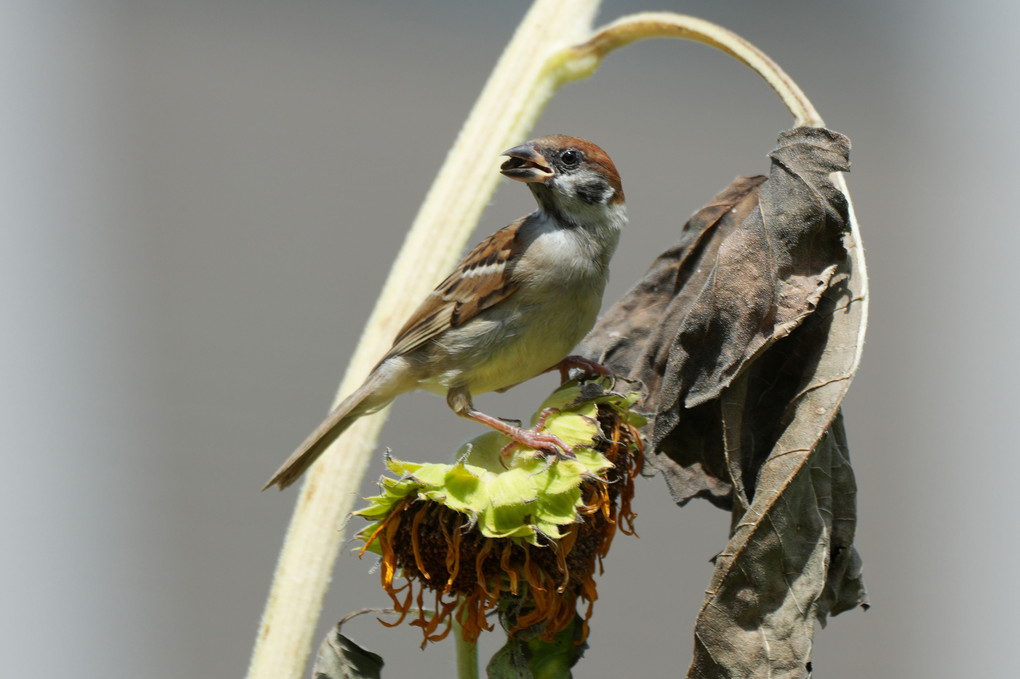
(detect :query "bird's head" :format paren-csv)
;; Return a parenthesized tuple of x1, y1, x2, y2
(500, 135, 624, 222)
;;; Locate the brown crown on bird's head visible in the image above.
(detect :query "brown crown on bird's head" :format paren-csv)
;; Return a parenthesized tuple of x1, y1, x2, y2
(501, 135, 624, 207)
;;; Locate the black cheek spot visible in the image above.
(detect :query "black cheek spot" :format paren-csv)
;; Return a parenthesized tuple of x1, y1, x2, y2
(575, 180, 611, 204)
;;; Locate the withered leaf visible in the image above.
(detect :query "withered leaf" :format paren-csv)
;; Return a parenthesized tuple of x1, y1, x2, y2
(582, 174, 767, 508)
(582, 127, 854, 507)
(690, 413, 866, 678)
(581, 126, 868, 677)
(312, 623, 384, 679)
(657, 128, 848, 412)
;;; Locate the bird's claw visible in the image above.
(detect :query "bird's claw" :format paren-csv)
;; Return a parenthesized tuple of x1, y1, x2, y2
(499, 428, 575, 463)
(549, 355, 614, 385)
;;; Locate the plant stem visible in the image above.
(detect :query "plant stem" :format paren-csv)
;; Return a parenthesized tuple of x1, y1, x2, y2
(454, 614, 480, 679)
(554, 11, 866, 361)
(557, 12, 823, 127)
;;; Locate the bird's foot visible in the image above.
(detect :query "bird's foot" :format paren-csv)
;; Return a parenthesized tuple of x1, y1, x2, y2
(547, 355, 613, 385)
(449, 387, 575, 463)
(533, 406, 559, 430)
(502, 407, 573, 460)
(499, 426, 575, 463)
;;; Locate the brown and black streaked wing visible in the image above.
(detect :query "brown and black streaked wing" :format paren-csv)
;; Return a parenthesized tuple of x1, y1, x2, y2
(382, 217, 526, 360)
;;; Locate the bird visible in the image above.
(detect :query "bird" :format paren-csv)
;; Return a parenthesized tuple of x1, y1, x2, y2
(264, 134, 626, 490)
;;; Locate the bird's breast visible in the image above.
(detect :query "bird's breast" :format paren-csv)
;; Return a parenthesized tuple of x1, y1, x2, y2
(416, 271, 606, 394)
(413, 212, 620, 396)
(418, 293, 600, 396)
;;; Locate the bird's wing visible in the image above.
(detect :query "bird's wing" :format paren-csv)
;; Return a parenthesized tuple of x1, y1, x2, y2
(383, 217, 527, 359)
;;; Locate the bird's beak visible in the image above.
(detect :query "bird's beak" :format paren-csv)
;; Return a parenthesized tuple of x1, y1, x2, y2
(500, 143, 554, 184)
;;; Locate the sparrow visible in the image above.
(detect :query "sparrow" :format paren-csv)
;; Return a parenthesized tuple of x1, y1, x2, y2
(264, 134, 626, 490)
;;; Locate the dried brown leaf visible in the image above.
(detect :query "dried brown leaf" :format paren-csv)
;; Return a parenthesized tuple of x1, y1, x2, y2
(312, 624, 384, 679)
(581, 126, 868, 677)
(581, 175, 767, 508)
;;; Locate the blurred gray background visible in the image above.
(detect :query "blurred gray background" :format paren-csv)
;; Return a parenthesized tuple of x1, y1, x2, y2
(4, 1, 1015, 676)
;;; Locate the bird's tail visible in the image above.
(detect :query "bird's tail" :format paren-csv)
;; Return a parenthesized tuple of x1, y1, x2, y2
(262, 368, 395, 491)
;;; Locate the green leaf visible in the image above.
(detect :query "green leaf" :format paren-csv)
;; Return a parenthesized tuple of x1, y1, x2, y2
(486, 615, 586, 679)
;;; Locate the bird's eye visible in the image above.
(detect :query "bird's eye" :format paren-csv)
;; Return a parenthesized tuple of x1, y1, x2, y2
(560, 149, 582, 167)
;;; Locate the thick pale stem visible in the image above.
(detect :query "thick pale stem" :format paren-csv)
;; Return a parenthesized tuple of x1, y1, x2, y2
(247, 2, 602, 678)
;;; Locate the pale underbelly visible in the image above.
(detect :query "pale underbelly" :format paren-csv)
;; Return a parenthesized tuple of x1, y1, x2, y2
(413, 297, 599, 396)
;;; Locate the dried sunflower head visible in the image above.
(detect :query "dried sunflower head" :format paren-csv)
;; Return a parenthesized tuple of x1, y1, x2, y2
(353, 378, 644, 646)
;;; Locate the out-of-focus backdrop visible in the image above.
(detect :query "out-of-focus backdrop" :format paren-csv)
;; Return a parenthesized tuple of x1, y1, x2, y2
(4, 1, 1015, 676)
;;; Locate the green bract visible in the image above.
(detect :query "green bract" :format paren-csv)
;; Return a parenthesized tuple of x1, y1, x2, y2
(355, 380, 645, 547)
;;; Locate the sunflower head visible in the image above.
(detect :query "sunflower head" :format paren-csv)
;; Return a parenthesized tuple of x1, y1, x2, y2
(353, 378, 644, 646)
